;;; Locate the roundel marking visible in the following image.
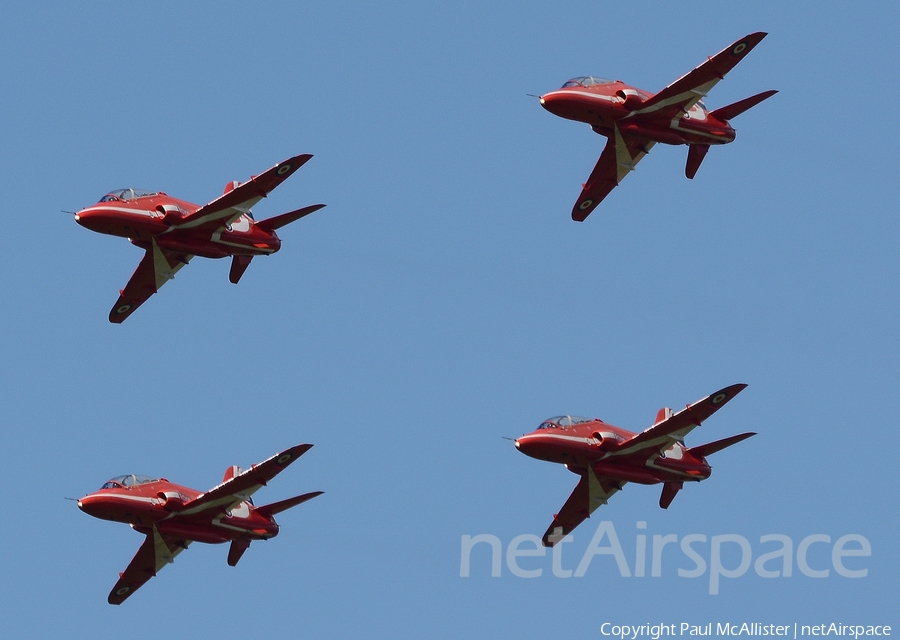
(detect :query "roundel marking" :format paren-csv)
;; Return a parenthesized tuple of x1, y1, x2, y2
(277, 164, 292, 176)
(115, 304, 132, 315)
(115, 586, 130, 596)
(277, 453, 292, 464)
(578, 199, 594, 211)
(732, 42, 747, 55)
(711, 392, 727, 405)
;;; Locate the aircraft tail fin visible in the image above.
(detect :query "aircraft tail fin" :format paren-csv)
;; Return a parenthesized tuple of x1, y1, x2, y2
(687, 432, 756, 459)
(685, 144, 710, 179)
(227, 539, 251, 567)
(710, 90, 777, 122)
(654, 407, 674, 425)
(257, 204, 326, 233)
(222, 465, 242, 483)
(256, 491, 324, 519)
(229, 255, 253, 284)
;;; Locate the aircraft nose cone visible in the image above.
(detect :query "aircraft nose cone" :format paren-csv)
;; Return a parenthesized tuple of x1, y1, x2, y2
(539, 91, 567, 114)
(74, 207, 122, 234)
(539, 93, 553, 112)
(73, 208, 99, 230)
(76, 494, 102, 517)
(514, 436, 537, 457)
(538, 91, 585, 121)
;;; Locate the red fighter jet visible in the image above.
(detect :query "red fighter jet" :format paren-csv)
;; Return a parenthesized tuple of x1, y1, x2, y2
(540, 32, 776, 221)
(74, 154, 325, 322)
(77, 444, 322, 604)
(515, 384, 755, 547)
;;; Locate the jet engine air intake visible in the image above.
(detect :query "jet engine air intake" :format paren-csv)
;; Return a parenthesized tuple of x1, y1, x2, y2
(592, 431, 618, 451)
(616, 89, 645, 110)
(157, 491, 185, 511)
(156, 204, 183, 225)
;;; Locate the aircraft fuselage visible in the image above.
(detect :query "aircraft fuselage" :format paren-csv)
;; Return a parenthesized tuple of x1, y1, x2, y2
(515, 419, 712, 485)
(77, 480, 280, 544)
(540, 81, 736, 147)
(75, 194, 282, 260)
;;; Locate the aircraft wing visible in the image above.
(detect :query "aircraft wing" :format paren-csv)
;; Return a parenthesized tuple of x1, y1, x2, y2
(634, 32, 768, 119)
(108, 527, 190, 605)
(613, 383, 747, 456)
(572, 125, 655, 221)
(177, 444, 314, 516)
(175, 154, 313, 232)
(542, 468, 624, 547)
(109, 240, 192, 323)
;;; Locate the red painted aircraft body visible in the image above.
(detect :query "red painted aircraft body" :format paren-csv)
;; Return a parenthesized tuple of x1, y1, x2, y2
(540, 32, 776, 221)
(77, 444, 322, 604)
(74, 154, 324, 322)
(515, 384, 755, 547)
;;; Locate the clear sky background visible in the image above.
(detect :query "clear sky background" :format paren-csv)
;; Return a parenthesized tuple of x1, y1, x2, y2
(1, 1, 897, 638)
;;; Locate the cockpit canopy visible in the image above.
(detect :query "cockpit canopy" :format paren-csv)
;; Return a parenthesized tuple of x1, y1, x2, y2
(561, 76, 614, 88)
(98, 188, 161, 203)
(101, 474, 160, 490)
(537, 415, 594, 430)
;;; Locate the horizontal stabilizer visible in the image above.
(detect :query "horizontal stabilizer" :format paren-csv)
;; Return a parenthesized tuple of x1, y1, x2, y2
(710, 90, 777, 122)
(687, 432, 756, 458)
(256, 491, 323, 518)
(257, 204, 326, 232)
(685, 144, 709, 180)
(227, 539, 250, 567)
(229, 255, 253, 284)
(659, 481, 683, 509)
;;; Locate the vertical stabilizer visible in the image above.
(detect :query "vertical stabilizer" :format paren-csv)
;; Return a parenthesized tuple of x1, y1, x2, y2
(654, 407, 674, 425)
(223, 465, 242, 483)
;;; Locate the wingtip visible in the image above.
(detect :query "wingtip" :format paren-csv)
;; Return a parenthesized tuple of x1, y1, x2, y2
(290, 443, 315, 457)
(705, 383, 748, 406)
(289, 153, 314, 165)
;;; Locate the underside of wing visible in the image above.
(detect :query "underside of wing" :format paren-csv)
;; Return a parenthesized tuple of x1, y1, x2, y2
(178, 444, 314, 516)
(542, 468, 623, 547)
(107, 527, 190, 605)
(109, 240, 191, 323)
(614, 383, 747, 456)
(633, 32, 768, 120)
(175, 154, 313, 232)
(572, 126, 655, 221)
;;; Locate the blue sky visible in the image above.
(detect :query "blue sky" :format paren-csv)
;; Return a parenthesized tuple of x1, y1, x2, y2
(1, 1, 897, 638)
